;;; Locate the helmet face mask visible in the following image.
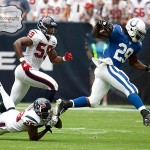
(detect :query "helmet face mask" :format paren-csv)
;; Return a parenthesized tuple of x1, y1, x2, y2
(37, 16, 57, 36)
(125, 18, 146, 42)
(34, 98, 52, 120)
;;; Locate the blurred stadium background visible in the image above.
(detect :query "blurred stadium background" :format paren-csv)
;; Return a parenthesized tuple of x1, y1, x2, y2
(0, 22, 150, 105)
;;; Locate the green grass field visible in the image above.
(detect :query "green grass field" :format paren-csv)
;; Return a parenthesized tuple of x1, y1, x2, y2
(0, 104, 150, 150)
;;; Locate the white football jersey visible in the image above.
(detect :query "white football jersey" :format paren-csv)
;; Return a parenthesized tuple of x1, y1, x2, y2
(27, 0, 41, 20)
(66, 0, 92, 22)
(80, 9, 101, 27)
(24, 29, 57, 70)
(0, 104, 44, 132)
(102, 0, 127, 23)
(48, 0, 66, 22)
(33, 1, 51, 20)
(128, 0, 150, 23)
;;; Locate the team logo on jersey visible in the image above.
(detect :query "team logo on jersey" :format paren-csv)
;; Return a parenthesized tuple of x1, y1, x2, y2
(41, 103, 46, 109)
(52, 41, 56, 46)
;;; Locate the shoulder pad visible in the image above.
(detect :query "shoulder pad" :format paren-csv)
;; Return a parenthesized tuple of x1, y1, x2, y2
(50, 35, 57, 47)
(27, 29, 43, 45)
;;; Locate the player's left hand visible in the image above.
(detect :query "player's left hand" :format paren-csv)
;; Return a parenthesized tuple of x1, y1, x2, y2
(96, 20, 113, 32)
(45, 125, 52, 133)
(63, 52, 73, 61)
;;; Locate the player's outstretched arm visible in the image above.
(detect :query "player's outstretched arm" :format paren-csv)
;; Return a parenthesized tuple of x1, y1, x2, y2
(28, 125, 50, 141)
(129, 53, 150, 72)
(47, 49, 73, 64)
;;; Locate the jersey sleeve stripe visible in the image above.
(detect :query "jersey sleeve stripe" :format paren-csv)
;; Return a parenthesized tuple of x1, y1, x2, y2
(25, 115, 38, 124)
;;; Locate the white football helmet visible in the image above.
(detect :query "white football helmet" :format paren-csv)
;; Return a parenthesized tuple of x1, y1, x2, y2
(125, 18, 146, 42)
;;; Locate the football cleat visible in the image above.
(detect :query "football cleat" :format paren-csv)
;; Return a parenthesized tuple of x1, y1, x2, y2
(143, 113, 150, 126)
(53, 99, 67, 116)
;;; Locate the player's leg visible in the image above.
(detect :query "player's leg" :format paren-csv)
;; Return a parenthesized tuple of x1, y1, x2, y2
(22, 69, 58, 102)
(106, 65, 150, 125)
(87, 77, 110, 107)
(54, 65, 110, 116)
(0, 83, 15, 111)
(106, 65, 143, 107)
(10, 79, 30, 105)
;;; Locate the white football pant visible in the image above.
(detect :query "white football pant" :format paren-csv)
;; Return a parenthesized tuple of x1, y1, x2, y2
(88, 63, 138, 107)
(10, 65, 58, 105)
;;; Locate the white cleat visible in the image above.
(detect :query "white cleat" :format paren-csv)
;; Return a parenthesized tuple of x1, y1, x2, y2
(53, 99, 67, 116)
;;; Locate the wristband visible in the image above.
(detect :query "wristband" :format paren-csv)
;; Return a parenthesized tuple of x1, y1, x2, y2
(19, 57, 25, 63)
(62, 56, 66, 61)
(145, 66, 150, 72)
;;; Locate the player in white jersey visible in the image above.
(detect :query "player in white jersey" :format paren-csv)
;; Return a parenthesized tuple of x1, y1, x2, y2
(48, 0, 66, 22)
(80, 2, 101, 27)
(61, 0, 93, 22)
(0, 16, 73, 113)
(102, 0, 127, 25)
(33, 0, 51, 21)
(0, 83, 62, 140)
(27, 0, 41, 21)
(128, 0, 150, 25)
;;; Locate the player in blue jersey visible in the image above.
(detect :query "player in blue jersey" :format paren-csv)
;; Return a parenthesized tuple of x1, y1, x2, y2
(56, 18, 150, 126)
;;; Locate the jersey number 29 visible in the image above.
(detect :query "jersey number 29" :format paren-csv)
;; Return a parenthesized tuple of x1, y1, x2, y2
(114, 43, 133, 63)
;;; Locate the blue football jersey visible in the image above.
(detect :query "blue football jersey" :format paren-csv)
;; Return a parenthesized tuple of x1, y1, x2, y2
(103, 24, 142, 68)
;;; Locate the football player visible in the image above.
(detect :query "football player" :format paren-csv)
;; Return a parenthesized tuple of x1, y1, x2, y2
(0, 83, 62, 141)
(61, 0, 93, 22)
(0, 16, 73, 113)
(102, 0, 127, 25)
(56, 18, 150, 126)
(127, 0, 150, 25)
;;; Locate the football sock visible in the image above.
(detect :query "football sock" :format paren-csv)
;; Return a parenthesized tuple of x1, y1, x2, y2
(128, 93, 144, 110)
(72, 96, 88, 107)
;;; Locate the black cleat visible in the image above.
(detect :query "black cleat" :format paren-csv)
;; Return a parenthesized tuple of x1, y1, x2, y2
(143, 113, 150, 126)
(53, 99, 68, 116)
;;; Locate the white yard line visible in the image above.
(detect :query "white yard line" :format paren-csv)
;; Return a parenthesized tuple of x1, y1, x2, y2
(16, 106, 136, 112)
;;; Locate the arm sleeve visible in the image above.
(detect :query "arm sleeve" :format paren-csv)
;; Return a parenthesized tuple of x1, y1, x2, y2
(27, 30, 41, 45)
(22, 115, 39, 127)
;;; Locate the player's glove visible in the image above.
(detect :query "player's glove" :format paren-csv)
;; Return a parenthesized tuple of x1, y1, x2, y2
(45, 125, 52, 133)
(145, 66, 150, 73)
(63, 52, 73, 61)
(46, 116, 59, 127)
(21, 61, 32, 71)
(96, 20, 113, 32)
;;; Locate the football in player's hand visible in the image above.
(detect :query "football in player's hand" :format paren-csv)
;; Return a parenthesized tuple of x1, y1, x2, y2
(99, 29, 107, 35)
